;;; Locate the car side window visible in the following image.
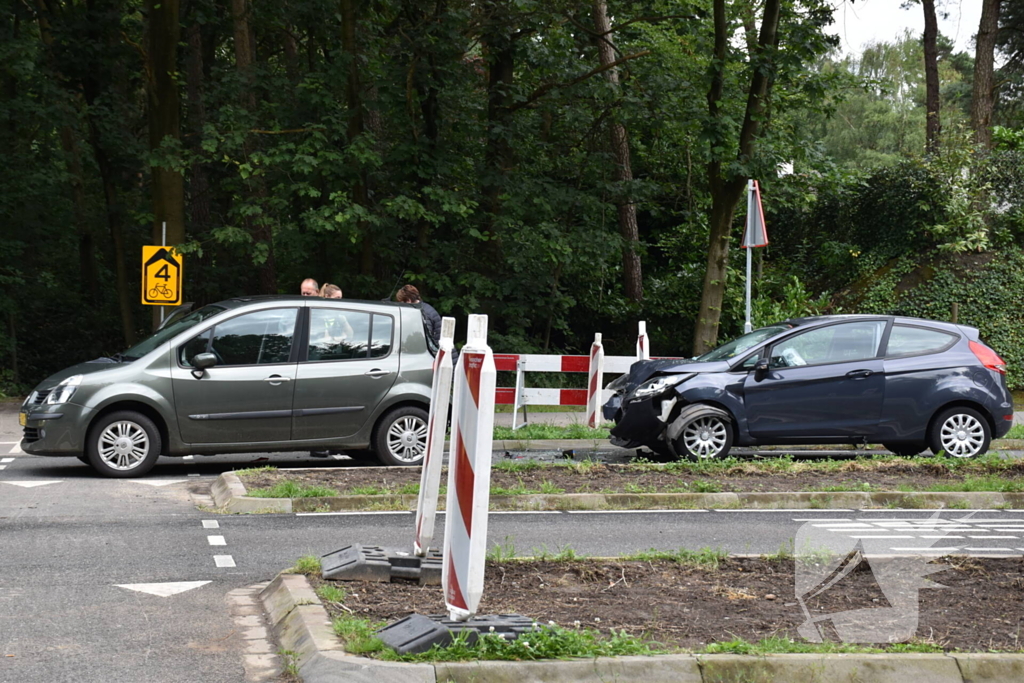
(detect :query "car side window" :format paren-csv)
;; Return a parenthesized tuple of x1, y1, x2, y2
(885, 325, 956, 357)
(370, 314, 393, 358)
(179, 330, 211, 367)
(308, 309, 371, 361)
(769, 321, 886, 368)
(209, 308, 297, 366)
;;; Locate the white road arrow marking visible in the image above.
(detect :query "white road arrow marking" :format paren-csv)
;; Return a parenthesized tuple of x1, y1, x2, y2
(9, 442, 22, 454)
(1, 480, 62, 488)
(126, 479, 189, 487)
(115, 581, 212, 597)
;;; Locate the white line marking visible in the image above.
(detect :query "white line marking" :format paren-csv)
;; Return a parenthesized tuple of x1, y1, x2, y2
(921, 535, 964, 539)
(115, 581, 211, 597)
(0, 465, 5, 470)
(792, 518, 852, 522)
(126, 479, 188, 487)
(207, 535, 226, 546)
(214, 555, 236, 568)
(962, 548, 1016, 552)
(295, 511, 413, 516)
(717, 509, 853, 512)
(9, 442, 22, 454)
(202, 520, 220, 529)
(890, 547, 960, 552)
(183, 455, 194, 461)
(849, 535, 914, 539)
(0, 441, 19, 444)
(966, 532, 1015, 540)
(187, 473, 201, 477)
(568, 509, 710, 514)
(491, 511, 562, 515)
(0, 480, 62, 488)
(811, 523, 875, 528)
(1, 458, 13, 463)
(331, 455, 346, 460)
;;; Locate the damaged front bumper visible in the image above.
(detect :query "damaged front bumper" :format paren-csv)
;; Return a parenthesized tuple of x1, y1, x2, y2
(606, 392, 678, 452)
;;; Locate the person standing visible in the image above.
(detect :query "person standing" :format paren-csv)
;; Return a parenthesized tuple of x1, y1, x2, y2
(395, 284, 441, 344)
(300, 278, 319, 296)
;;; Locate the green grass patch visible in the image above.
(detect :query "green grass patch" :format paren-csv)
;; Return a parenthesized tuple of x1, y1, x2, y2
(381, 623, 662, 662)
(922, 475, 1024, 492)
(625, 547, 728, 570)
(332, 615, 388, 654)
(248, 481, 339, 498)
(492, 459, 544, 473)
(316, 584, 348, 604)
(698, 635, 944, 655)
(348, 484, 388, 496)
(291, 555, 321, 575)
(1004, 424, 1024, 439)
(493, 423, 611, 441)
(486, 536, 518, 562)
(530, 544, 583, 562)
(233, 465, 278, 476)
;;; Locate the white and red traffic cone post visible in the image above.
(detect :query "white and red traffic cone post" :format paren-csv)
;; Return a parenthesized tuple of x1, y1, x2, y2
(413, 317, 456, 557)
(442, 314, 497, 622)
(586, 333, 605, 429)
(637, 320, 650, 360)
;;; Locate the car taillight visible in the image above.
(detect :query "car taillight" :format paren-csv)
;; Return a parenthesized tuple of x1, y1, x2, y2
(969, 340, 1007, 375)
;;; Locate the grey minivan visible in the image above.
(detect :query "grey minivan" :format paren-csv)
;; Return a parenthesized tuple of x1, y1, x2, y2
(20, 296, 435, 477)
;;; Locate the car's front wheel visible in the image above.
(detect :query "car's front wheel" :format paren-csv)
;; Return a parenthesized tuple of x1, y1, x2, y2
(86, 411, 162, 477)
(374, 406, 428, 466)
(928, 407, 991, 458)
(672, 411, 733, 461)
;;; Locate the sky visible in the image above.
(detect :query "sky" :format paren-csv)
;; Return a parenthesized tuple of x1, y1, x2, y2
(828, 0, 984, 56)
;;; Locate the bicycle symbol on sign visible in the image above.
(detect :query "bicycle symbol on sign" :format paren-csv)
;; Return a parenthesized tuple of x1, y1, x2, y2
(148, 282, 174, 300)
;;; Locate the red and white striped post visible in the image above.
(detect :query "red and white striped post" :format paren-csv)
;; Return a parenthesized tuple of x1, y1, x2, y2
(442, 314, 497, 621)
(637, 320, 650, 361)
(586, 333, 605, 428)
(413, 317, 456, 557)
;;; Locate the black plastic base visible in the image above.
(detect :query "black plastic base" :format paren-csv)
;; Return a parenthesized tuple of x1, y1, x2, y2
(320, 544, 442, 585)
(376, 613, 536, 655)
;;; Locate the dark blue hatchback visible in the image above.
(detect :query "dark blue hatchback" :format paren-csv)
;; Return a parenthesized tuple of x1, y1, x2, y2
(604, 315, 1013, 460)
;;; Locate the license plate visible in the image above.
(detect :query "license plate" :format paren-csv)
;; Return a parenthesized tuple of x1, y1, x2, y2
(19, 412, 26, 427)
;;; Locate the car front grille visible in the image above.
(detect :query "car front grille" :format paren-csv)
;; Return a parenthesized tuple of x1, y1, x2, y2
(22, 427, 40, 443)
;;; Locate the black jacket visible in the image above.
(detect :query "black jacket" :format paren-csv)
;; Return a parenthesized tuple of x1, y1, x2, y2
(419, 301, 442, 344)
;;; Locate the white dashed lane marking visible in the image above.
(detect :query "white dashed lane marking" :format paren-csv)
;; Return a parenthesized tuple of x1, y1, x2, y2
(115, 581, 211, 597)
(207, 535, 226, 546)
(1, 457, 14, 463)
(214, 555, 236, 568)
(0, 480, 62, 488)
(202, 520, 220, 529)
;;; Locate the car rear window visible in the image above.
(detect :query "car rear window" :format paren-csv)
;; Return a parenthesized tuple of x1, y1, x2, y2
(885, 325, 956, 357)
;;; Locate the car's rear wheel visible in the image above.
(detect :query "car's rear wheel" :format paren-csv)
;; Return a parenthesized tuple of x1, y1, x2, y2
(928, 407, 991, 458)
(882, 442, 926, 456)
(673, 413, 733, 461)
(374, 406, 428, 466)
(86, 411, 162, 477)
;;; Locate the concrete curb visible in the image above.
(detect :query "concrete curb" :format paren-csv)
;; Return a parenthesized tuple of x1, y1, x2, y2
(217, 471, 1023, 513)
(260, 571, 1024, 683)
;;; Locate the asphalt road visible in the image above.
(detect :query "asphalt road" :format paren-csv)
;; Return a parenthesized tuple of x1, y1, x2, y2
(2, 417, 1024, 681)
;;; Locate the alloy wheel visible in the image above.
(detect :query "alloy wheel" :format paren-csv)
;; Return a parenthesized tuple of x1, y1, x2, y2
(938, 413, 986, 458)
(97, 420, 151, 471)
(681, 416, 728, 459)
(385, 415, 427, 463)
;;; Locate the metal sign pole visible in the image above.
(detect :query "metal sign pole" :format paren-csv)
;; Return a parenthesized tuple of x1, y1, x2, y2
(744, 181, 753, 334)
(160, 222, 167, 324)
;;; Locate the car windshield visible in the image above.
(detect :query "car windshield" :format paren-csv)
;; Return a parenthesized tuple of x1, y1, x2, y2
(120, 305, 226, 360)
(695, 325, 791, 362)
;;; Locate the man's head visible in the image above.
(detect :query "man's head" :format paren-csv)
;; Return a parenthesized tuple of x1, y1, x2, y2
(300, 278, 319, 296)
(396, 284, 421, 303)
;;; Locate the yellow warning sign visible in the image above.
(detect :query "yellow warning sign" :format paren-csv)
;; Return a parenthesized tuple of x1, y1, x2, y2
(141, 246, 183, 305)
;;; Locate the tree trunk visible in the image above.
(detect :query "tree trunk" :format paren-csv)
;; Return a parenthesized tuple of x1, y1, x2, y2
(971, 0, 1002, 149)
(923, 0, 941, 155)
(146, 0, 185, 326)
(231, 0, 277, 293)
(340, 0, 374, 278)
(482, 2, 515, 228)
(692, 0, 781, 355)
(592, 0, 642, 302)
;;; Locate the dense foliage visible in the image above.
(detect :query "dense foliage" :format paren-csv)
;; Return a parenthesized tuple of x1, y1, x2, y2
(1, 0, 1022, 393)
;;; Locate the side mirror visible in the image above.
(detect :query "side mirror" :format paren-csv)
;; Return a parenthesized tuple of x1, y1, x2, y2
(191, 352, 217, 378)
(753, 357, 770, 380)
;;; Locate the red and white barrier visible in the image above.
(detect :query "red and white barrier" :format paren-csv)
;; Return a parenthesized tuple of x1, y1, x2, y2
(637, 320, 650, 361)
(442, 314, 497, 622)
(586, 333, 605, 428)
(413, 317, 456, 557)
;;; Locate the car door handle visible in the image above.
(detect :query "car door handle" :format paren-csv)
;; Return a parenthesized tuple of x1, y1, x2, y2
(846, 369, 873, 379)
(364, 369, 392, 378)
(263, 375, 291, 384)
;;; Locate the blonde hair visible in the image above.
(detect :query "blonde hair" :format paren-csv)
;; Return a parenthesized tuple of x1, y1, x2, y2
(319, 283, 342, 298)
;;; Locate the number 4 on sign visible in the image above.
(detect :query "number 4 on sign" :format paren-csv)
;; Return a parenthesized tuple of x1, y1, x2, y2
(141, 246, 183, 306)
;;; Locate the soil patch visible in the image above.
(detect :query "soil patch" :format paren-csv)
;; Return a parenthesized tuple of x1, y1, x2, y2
(241, 460, 1024, 495)
(314, 556, 1024, 653)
